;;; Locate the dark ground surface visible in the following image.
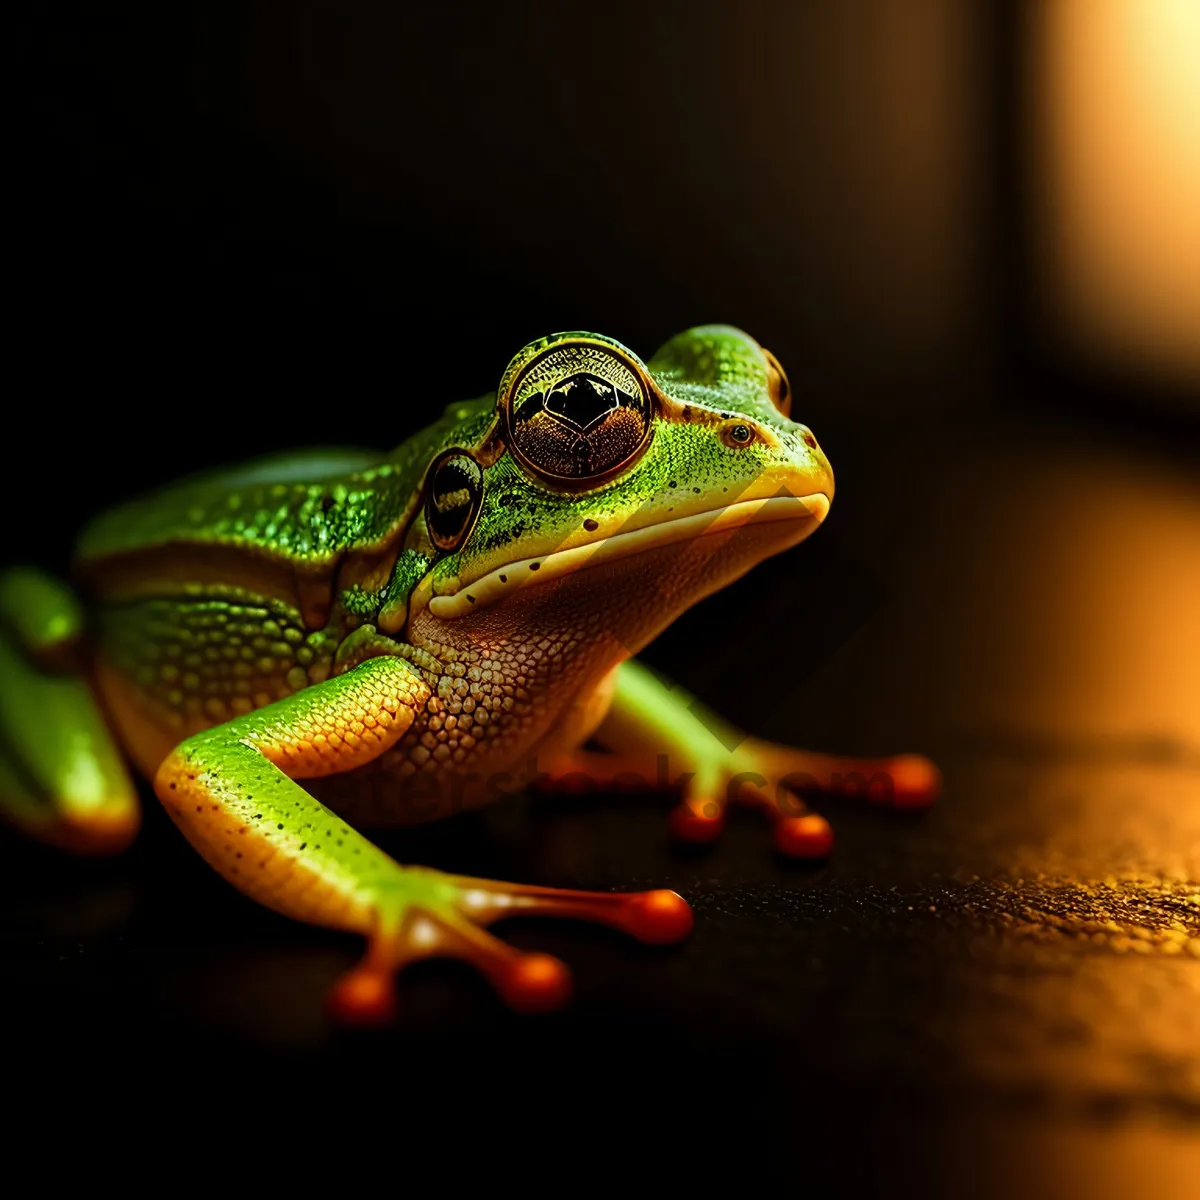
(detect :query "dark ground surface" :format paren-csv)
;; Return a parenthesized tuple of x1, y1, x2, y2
(3, 409, 1197, 1191)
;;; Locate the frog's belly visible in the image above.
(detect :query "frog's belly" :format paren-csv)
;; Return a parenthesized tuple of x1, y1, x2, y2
(309, 659, 622, 828)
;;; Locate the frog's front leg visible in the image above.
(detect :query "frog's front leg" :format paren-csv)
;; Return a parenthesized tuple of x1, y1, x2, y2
(155, 654, 691, 1022)
(0, 567, 139, 852)
(544, 659, 940, 858)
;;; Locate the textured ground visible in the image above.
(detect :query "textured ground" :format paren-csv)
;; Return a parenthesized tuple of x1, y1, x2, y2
(3, 410, 1197, 1192)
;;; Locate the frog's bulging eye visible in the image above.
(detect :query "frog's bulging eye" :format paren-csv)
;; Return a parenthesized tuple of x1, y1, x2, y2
(502, 339, 654, 484)
(762, 348, 791, 417)
(425, 450, 483, 552)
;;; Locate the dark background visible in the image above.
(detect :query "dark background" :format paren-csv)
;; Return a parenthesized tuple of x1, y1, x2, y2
(8, 1, 1199, 1190)
(15, 0, 997, 504)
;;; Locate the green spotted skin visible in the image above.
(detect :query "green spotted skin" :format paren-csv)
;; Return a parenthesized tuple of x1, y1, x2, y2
(76, 407, 495, 570)
(0, 325, 887, 1016)
(76, 327, 819, 599)
(97, 590, 336, 729)
(425, 327, 826, 599)
(71, 325, 833, 804)
(63, 328, 825, 796)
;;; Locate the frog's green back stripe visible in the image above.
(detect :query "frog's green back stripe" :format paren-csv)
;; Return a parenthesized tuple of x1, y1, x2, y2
(74, 401, 499, 577)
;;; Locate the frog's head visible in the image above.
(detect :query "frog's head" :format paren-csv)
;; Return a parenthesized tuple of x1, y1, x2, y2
(404, 327, 833, 658)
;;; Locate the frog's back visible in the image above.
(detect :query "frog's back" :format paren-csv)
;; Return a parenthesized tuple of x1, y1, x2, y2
(75, 397, 498, 581)
(77, 448, 405, 575)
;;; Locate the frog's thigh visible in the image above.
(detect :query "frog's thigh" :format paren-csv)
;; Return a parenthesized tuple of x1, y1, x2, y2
(0, 567, 138, 853)
(155, 655, 690, 1022)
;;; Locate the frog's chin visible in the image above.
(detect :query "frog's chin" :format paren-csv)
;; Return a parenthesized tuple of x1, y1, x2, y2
(421, 492, 829, 620)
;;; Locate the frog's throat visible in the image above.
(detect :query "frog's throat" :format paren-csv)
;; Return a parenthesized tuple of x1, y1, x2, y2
(421, 493, 829, 620)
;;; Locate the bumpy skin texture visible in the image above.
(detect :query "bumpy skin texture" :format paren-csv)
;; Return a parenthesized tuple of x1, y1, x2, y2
(0, 326, 937, 1019)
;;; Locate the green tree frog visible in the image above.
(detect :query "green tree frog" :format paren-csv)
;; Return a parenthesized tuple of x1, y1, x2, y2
(0, 327, 938, 1020)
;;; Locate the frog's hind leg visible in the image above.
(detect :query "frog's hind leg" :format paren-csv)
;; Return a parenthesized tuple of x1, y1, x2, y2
(154, 654, 691, 1023)
(0, 567, 139, 853)
(543, 658, 940, 860)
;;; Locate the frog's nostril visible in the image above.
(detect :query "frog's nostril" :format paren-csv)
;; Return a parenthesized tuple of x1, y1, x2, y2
(802, 431, 817, 450)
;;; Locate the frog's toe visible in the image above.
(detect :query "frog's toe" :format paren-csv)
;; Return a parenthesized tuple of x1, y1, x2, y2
(671, 774, 836, 859)
(885, 754, 942, 810)
(328, 963, 400, 1025)
(329, 915, 572, 1023)
(770, 812, 834, 858)
(752, 741, 941, 812)
(452, 875, 693, 948)
(669, 800, 726, 844)
(329, 874, 693, 1023)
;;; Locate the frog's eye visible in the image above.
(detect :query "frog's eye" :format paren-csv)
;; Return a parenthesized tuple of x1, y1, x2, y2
(425, 450, 483, 552)
(502, 337, 654, 484)
(762, 348, 792, 417)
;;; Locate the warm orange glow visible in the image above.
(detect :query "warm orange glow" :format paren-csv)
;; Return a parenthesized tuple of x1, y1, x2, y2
(1035, 0, 1200, 391)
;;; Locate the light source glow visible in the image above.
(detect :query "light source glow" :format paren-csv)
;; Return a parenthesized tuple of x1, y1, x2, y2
(1035, 0, 1200, 391)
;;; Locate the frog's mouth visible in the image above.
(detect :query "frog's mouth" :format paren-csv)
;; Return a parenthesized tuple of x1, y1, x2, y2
(423, 492, 829, 619)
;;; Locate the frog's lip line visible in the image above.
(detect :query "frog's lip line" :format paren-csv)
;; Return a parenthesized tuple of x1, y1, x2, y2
(426, 493, 829, 619)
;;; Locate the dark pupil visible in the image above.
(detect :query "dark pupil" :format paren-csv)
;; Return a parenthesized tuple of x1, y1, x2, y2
(546, 373, 620, 428)
(511, 363, 651, 481)
(427, 454, 482, 549)
(732, 424, 751, 442)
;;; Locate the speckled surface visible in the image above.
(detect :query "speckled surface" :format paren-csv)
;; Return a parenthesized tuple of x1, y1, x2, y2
(3, 412, 1197, 1190)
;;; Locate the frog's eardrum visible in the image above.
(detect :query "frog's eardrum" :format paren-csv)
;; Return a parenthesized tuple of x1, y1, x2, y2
(425, 450, 484, 551)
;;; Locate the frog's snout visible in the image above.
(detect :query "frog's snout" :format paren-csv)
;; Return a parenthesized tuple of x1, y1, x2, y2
(812, 444, 835, 506)
(790, 429, 834, 510)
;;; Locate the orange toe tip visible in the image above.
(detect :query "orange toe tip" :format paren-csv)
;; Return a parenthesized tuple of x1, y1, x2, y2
(669, 804, 725, 844)
(501, 953, 573, 1013)
(626, 889, 694, 944)
(327, 967, 398, 1026)
(888, 754, 941, 810)
(773, 814, 834, 859)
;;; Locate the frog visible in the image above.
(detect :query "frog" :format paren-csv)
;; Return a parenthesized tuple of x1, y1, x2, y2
(0, 326, 938, 1021)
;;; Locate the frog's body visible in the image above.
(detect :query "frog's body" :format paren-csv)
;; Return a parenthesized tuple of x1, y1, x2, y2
(0, 327, 938, 1019)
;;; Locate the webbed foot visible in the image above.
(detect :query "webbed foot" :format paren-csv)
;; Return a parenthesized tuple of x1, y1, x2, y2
(548, 657, 940, 860)
(665, 739, 940, 857)
(328, 873, 692, 1023)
